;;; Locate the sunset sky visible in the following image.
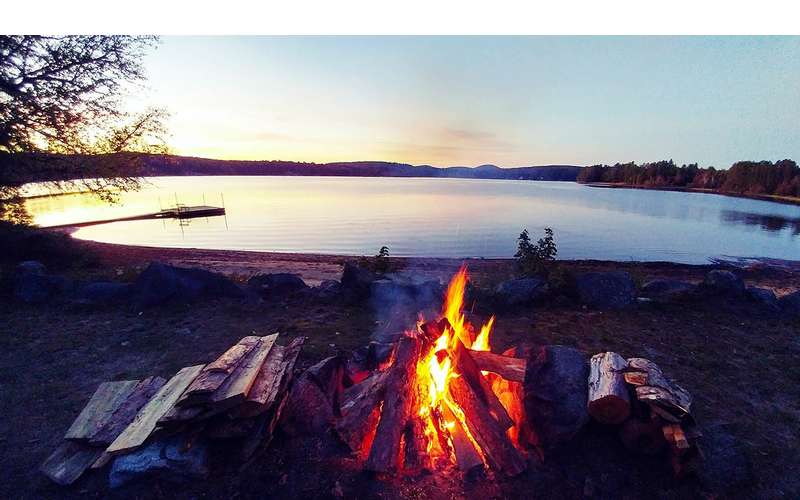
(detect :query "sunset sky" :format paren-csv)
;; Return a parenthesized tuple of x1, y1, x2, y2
(139, 36, 800, 168)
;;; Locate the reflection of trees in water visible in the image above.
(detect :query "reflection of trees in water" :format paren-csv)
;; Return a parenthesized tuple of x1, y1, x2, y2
(721, 210, 800, 235)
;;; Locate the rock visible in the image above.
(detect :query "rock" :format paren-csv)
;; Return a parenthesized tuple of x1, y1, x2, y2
(15, 260, 47, 276)
(696, 424, 752, 496)
(779, 290, 800, 317)
(640, 279, 696, 302)
(13, 272, 72, 304)
(315, 280, 342, 301)
(574, 272, 635, 309)
(279, 373, 335, 436)
(108, 435, 209, 488)
(72, 282, 133, 306)
(701, 270, 745, 296)
(340, 262, 376, 298)
(523, 345, 590, 449)
(746, 287, 781, 312)
(247, 273, 308, 298)
(131, 262, 244, 308)
(494, 277, 549, 307)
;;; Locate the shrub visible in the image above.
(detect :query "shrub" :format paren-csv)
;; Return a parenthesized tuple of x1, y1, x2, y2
(515, 227, 557, 277)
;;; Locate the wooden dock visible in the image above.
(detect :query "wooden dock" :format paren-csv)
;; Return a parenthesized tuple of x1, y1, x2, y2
(44, 205, 226, 229)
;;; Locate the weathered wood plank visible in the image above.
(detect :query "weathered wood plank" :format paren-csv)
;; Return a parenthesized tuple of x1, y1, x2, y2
(625, 358, 692, 422)
(177, 336, 260, 405)
(106, 365, 204, 455)
(64, 380, 140, 441)
(89, 376, 166, 446)
(469, 350, 527, 382)
(40, 441, 104, 486)
(588, 352, 630, 424)
(209, 334, 278, 408)
(236, 336, 305, 417)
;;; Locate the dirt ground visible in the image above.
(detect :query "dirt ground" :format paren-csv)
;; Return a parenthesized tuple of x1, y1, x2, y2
(0, 243, 798, 499)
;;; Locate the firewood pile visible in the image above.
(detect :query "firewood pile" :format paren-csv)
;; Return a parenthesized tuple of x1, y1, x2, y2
(588, 352, 700, 474)
(40, 334, 304, 486)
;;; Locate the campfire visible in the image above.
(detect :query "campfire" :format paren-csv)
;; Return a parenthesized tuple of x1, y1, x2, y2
(337, 266, 529, 476)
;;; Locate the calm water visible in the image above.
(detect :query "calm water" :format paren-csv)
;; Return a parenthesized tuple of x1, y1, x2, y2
(25, 176, 800, 264)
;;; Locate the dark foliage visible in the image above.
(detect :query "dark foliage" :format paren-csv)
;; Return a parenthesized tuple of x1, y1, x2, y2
(577, 159, 799, 198)
(515, 227, 558, 277)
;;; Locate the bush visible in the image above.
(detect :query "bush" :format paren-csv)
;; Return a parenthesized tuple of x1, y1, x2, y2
(515, 227, 557, 277)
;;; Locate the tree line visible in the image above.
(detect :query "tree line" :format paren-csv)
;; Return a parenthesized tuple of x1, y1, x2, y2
(577, 159, 800, 198)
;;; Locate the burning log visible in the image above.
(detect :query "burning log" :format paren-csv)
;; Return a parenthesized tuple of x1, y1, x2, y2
(587, 352, 631, 424)
(440, 403, 483, 473)
(365, 335, 421, 473)
(469, 350, 526, 382)
(448, 375, 526, 476)
(335, 371, 388, 452)
(451, 339, 514, 431)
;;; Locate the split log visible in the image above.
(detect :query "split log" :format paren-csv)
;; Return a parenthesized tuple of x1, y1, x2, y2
(279, 372, 335, 436)
(587, 352, 630, 424)
(663, 423, 690, 450)
(209, 334, 278, 409)
(448, 375, 526, 476)
(304, 354, 346, 416)
(177, 336, 260, 406)
(158, 403, 206, 426)
(40, 441, 105, 486)
(451, 339, 514, 431)
(618, 416, 667, 454)
(90, 376, 167, 446)
(234, 337, 305, 418)
(365, 335, 421, 473)
(64, 380, 140, 441)
(625, 358, 692, 422)
(335, 371, 388, 452)
(107, 364, 204, 455)
(441, 403, 483, 473)
(469, 350, 526, 382)
(241, 388, 292, 464)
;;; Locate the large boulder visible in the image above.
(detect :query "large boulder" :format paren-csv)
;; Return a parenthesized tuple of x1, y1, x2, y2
(72, 282, 133, 306)
(340, 262, 376, 298)
(131, 262, 244, 308)
(574, 271, 636, 309)
(746, 287, 781, 312)
(640, 279, 696, 302)
(247, 273, 308, 298)
(779, 290, 800, 317)
(494, 277, 548, 307)
(109, 435, 209, 488)
(523, 345, 590, 449)
(13, 262, 73, 303)
(314, 279, 342, 301)
(701, 270, 745, 296)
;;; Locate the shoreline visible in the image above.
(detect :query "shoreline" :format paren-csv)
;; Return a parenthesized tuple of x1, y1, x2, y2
(583, 182, 800, 206)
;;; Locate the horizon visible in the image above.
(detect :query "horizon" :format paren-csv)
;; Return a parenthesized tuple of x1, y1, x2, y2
(134, 36, 800, 168)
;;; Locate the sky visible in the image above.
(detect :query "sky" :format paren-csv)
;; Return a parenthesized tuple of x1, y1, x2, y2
(137, 36, 800, 168)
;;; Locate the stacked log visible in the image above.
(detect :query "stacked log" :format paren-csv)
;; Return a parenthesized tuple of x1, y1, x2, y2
(41, 335, 304, 486)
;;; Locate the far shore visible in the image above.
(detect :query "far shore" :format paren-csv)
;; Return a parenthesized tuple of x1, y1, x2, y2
(583, 182, 800, 206)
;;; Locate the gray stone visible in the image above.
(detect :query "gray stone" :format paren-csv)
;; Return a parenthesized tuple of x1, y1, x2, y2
(13, 273, 72, 304)
(702, 270, 745, 296)
(523, 345, 590, 449)
(314, 280, 342, 301)
(109, 435, 209, 488)
(247, 273, 308, 298)
(131, 262, 244, 308)
(73, 282, 133, 306)
(495, 277, 549, 307)
(746, 287, 781, 312)
(779, 290, 800, 317)
(574, 271, 636, 309)
(340, 262, 376, 298)
(640, 279, 696, 302)
(15, 260, 46, 276)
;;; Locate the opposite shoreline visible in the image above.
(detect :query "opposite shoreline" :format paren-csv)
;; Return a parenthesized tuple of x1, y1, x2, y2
(583, 182, 800, 206)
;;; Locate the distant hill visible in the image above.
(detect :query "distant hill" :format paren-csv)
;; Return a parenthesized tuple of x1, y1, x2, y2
(135, 156, 583, 182)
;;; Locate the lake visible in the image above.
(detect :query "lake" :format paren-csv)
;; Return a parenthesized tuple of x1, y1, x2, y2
(25, 176, 800, 264)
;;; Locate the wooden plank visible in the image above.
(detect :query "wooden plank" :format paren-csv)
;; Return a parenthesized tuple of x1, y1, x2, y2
(158, 403, 207, 425)
(106, 365, 204, 455)
(89, 376, 166, 446)
(209, 334, 278, 408)
(234, 337, 305, 418)
(469, 350, 527, 382)
(64, 380, 140, 441)
(40, 441, 104, 486)
(177, 336, 260, 405)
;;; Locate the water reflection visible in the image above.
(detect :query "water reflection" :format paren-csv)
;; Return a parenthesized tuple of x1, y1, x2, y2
(721, 209, 800, 235)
